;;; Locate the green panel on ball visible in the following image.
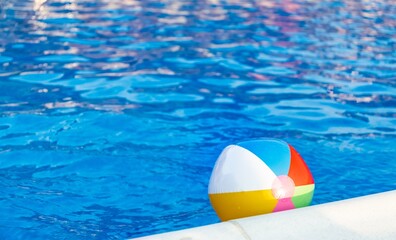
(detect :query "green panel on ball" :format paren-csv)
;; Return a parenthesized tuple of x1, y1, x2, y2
(292, 184, 315, 208)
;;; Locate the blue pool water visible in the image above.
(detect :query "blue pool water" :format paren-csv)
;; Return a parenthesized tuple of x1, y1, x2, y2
(0, 0, 395, 239)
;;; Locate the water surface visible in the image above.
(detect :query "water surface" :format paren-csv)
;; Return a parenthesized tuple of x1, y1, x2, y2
(0, 0, 395, 239)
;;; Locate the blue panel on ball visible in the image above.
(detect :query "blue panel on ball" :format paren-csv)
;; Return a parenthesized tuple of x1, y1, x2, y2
(237, 139, 291, 176)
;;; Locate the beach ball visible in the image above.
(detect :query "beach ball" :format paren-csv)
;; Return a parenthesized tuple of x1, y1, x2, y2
(208, 139, 314, 221)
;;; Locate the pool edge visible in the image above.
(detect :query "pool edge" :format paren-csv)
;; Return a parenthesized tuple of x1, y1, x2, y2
(132, 190, 396, 240)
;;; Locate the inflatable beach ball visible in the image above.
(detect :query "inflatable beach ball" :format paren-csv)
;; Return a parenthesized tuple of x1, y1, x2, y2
(208, 139, 314, 221)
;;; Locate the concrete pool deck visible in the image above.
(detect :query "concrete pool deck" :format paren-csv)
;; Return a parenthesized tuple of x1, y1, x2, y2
(134, 190, 396, 240)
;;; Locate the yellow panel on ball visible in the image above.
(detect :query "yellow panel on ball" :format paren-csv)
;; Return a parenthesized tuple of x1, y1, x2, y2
(209, 189, 278, 221)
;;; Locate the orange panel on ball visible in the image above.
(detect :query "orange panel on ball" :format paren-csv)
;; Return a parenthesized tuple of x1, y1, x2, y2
(287, 145, 314, 186)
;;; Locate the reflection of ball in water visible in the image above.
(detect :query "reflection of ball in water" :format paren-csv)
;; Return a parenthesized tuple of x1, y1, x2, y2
(208, 139, 315, 221)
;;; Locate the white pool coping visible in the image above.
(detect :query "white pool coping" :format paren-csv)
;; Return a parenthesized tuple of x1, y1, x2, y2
(133, 190, 396, 240)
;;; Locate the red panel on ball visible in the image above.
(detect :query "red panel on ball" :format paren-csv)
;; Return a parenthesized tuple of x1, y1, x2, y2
(287, 145, 314, 186)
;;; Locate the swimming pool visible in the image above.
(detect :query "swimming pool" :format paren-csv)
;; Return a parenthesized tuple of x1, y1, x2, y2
(0, 0, 395, 238)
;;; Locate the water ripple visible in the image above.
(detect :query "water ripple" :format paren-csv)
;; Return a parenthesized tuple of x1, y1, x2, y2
(0, 56, 13, 63)
(35, 55, 89, 62)
(11, 73, 64, 83)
